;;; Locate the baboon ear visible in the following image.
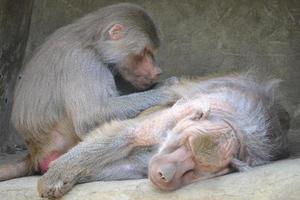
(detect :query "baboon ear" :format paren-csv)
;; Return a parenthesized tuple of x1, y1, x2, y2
(189, 132, 237, 169)
(108, 24, 124, 40)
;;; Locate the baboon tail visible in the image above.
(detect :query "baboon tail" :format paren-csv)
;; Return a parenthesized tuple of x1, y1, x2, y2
(0, 154, 34, 181)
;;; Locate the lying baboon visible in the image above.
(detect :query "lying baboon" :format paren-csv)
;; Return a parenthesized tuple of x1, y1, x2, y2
(38, 74, 289, 198)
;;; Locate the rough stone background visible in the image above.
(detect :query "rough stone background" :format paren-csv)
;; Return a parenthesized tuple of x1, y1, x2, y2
(0, 0, 299, 156)
(0, 0, 33, 152)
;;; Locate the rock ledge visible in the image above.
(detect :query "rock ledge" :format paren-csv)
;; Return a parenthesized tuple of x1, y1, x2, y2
(0, 158, 299, 200)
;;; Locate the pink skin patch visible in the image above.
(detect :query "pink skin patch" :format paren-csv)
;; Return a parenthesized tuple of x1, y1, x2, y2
(39, 151, 61, 174)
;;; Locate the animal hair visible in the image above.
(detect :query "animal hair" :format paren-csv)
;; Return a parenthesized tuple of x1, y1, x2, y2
(11, 3, 162, 137)
(172, 74, 289, 167)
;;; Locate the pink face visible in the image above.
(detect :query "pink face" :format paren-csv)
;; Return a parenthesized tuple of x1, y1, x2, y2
(149, 119, 237, 191)
(119, 48, 162, 90)
(106, 24, 162, 90)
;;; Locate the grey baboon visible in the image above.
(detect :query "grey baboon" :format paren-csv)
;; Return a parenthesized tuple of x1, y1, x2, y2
(0, 3, 177, 181)
(38, 74, 289, 198)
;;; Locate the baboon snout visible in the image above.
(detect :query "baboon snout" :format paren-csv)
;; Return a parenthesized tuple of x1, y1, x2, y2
(149, 146, 196, 191)
(155, 164, 176, 183)
(153, 67, 162, 78)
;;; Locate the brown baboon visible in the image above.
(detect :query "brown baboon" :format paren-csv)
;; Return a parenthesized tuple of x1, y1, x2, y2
(0, 3, 177, 181)
(38, 74, 289, 198)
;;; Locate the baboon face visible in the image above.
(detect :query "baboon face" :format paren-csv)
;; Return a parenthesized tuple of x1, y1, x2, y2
(118, 48, 162, 90)
(103, 23, 162, 90)
(149, 118, 237, 191)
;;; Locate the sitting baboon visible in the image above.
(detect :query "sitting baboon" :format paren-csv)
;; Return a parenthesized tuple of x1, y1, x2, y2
(0, 3, 177, 181)
(38, 74, 289, 198)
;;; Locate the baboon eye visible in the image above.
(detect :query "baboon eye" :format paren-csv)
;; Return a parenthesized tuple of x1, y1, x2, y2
(191, 111, 203, 121)
(140, 48, 147, 57)
(149, 52, 155, 61)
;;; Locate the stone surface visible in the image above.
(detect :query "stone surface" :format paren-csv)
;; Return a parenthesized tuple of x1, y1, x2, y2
(0, 158, 299, 200)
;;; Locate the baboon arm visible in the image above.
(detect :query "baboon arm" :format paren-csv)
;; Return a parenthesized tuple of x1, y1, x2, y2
(0, 156, 32, 181)
(63, 58, 174, 136)
(38, 128, 140, 198)
(66, 88, 173, 136)
(105, 89, 172, 120)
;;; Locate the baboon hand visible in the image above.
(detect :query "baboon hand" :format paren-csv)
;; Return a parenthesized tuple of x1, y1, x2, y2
(155, 76, 179, 89)
(37, 163, 78, 199)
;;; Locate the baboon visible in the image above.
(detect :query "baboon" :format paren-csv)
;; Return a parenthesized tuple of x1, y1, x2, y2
(0, 3, 177, 180)
(38, 74, 289, 198)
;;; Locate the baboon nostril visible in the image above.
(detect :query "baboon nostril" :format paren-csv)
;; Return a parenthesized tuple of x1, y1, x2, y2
(158, 171, 167, 181)
(157, 165, 176, 183)
(158, 171, 169, 182)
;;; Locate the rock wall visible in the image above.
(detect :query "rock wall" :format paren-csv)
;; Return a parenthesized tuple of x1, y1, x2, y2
(0, 0, 33, 150)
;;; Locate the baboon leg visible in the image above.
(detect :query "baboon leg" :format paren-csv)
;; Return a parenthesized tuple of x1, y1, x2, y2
(0, 155, 33, 181)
